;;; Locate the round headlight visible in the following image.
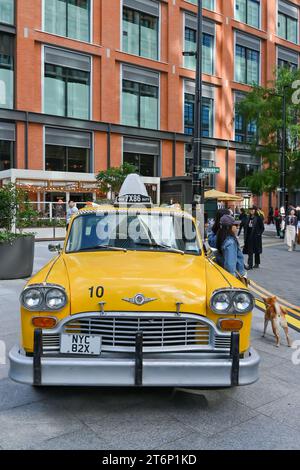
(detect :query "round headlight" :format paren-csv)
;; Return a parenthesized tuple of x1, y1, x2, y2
(45, 288, 66, 310)
(233, 292, 253, 313)
(22, 289, 44, 310)
(212, 292, 231, 313)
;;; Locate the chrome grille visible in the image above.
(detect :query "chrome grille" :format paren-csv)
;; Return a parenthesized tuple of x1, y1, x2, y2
(63, 317, 210, 352)
(214, 336, 232, 350)
(42, 334, 60, 352)
(42, 314, 231, 355)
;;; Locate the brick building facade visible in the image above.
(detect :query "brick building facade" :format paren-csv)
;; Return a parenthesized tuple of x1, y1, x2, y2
(0, 0, 300, 209)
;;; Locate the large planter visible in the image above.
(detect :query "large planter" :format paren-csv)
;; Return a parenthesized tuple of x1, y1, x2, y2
(0, 235, 35, 280)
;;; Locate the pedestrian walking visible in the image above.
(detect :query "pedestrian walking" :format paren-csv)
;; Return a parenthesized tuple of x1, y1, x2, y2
(216, 214, 246, 280)
(280, 207, 286, 239)
(243, 206, 265, 270)
(238, 208, 248, 240)
(285, 209, 298, 252)
(268, 207, 274, 225)
(66, 201, 79, 231)
(274, 207, 281, 237)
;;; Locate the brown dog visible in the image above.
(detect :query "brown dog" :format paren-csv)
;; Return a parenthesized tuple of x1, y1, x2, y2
(262, 296, 291, 348)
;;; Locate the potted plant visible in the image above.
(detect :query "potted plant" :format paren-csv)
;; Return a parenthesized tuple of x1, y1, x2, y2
(0, 184, 35, 280)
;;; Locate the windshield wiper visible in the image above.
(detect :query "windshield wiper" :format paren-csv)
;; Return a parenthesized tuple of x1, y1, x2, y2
(76, 245, 127, 253)
(134, 241, 184, 255)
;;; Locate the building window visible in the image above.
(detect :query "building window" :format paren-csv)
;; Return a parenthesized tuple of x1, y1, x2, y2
(0, 122, 15, 170)
(187, 0, 214, 9)
(278, 0, 298, 44)
(45, 127, 92, 173)
(122, 65, 159, 129)
(122, 0, 159, 60)
(44, 0, 91, 42)
(123, 137, 160, 177)
(184, 15, 215, 75)
(235, 0, 260, 29)
(235, 32, 260, 85)
(184, 81, 214, 137)
(277, 46, 299, 70)
(0, 32, 14, 109)
(234, 92, 257, 143)
(236, 154, 261, 189)
(44, 47, 91, 119)
(0, 0, 14, 25)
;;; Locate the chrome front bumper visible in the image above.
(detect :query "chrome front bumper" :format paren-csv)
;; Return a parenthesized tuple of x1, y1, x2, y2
(9, 344, 260, 387)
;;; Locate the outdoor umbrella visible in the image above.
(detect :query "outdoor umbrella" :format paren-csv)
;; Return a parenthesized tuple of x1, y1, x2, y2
(204, 189, 243, 202)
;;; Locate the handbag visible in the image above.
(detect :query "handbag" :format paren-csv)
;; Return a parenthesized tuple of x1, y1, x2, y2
(297, 231, 300, 245)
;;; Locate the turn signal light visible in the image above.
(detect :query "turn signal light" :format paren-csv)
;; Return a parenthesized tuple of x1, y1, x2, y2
(219, 319, 243, 332)
(32, 317, 57, 329)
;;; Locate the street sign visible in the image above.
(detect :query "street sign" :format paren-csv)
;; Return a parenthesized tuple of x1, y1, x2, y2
(201, 167, 220, 175)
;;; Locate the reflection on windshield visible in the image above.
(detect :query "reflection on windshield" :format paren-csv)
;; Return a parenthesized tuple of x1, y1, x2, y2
(66, 213, 201, 255)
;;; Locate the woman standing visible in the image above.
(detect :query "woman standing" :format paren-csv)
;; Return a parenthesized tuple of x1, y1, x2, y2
(285, 209, 298, 252)
(216, 214, 246, 279)
(243, 206, 265, 270)
(207, 208, 230, 248)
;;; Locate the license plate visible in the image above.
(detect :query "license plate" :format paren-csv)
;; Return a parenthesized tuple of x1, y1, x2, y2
(60, 334, 101, 356)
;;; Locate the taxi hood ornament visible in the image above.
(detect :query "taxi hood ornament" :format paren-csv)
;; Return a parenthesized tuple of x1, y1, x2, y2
(123, 294, 157, 306)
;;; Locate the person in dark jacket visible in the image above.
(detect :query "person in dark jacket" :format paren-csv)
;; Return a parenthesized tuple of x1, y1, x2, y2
(274, 207, 281, 237)
(243, 206, 265, 270)
(238, 208, 248, 239)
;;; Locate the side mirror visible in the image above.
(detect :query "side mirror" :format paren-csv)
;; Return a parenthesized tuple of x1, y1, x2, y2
(48, 244, 62, 253)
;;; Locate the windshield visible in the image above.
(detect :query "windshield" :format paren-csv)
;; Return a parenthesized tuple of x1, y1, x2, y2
(66, 212, 201, 255)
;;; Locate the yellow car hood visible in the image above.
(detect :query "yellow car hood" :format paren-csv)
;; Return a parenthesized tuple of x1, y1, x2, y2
(57, 251, 209, 315)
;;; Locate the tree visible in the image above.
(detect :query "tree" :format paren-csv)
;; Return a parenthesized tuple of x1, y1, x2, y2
(236, 67, 300, 198)
(96, 162, 137, 199)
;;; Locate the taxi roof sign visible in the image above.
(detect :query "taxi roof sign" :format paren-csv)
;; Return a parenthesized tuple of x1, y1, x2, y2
(115, 174, 152, 206)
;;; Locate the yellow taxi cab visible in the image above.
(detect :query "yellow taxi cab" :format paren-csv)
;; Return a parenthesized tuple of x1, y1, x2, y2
(9, 175, 260, 387)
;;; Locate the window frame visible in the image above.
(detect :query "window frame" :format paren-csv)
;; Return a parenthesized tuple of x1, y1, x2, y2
(234, 39, 260, 85)
(0, 31, 15, 109)
(42, 0, 93, 43)
(121, 2, 160, 61)
(121, 64, 160, 130)
(183, 13, 215, 75)
(235, 0, 261, 30)
(42, 45, 92, 120)
(277, 1, 299, 44)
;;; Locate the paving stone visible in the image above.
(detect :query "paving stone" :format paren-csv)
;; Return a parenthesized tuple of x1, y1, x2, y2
(158, 389, 258, 436)
(0, 378, 45, 412)
(206, 414, 300, 450)
(264, 362, 300, 387)
(83, 402, 192, 450)
(256, 392, 300, 432)
(0, 401, 83, 450)
(51, 387, 167, 419)
(248, 243, 300, 306)
(255, 349, 287, 371)
(27, 429, 110, 450)
(156, 433, 211, 450)
(223, 372, 298, 409)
